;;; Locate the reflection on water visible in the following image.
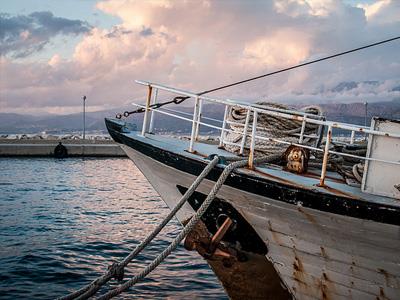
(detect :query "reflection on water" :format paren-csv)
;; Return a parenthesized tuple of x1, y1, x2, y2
(0, 158, 227, 299)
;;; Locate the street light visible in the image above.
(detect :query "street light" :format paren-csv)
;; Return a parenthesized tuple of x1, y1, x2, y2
(83, 95, 87, 140)
(364, 101, 368, 141)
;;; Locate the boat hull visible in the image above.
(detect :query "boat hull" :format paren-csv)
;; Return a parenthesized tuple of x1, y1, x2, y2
(120, 144, 400, 300)
(105, 118, 400, 300)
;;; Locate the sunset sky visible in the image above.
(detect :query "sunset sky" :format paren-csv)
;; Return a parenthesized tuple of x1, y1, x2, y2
(1, 0, 399, 115)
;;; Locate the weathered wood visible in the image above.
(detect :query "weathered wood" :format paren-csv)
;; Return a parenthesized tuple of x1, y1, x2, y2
(111, 128, 400, 300)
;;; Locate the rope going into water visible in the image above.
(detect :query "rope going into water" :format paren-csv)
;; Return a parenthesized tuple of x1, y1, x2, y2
(60, 156, 221, 300)
(96, 154, 281, 300)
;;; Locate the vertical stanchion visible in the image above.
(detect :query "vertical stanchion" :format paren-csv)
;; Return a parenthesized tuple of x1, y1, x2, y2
(239, 109, 251, 155)
(141, 86, 153, 136)
(299, 117, 306, 144)
(189, 96, 200, 153)
(219, 105, 229, 148)
(319, 125, 332, 186)
(149, 88, 158, 133)
(195, 99, 203, 141)
(350, 130, 355, 144)
(82, 96, 86, 140)
(248, 110, 258, 169)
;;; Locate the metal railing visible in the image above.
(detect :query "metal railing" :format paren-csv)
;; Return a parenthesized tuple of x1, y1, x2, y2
(133, 80, 400, 186)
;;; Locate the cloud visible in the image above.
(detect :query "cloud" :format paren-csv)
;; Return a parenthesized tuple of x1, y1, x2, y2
(274, 0, 338, 17)
(356, 0, 399, 22)
(1, 1, 399, 115)
(0, 11, 92, 58)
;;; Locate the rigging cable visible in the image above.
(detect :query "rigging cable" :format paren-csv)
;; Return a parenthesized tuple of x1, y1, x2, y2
(117, 36, 400, 119)
(197, 36, 400, 96)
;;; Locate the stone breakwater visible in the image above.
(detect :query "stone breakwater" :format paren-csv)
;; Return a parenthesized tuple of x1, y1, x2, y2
(0, 136, 126, 157)
(0, 133, 112, 141)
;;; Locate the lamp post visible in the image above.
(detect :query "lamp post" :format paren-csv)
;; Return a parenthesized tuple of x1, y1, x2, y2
(364, 101, 368, 141)
(83, 95, 87, 140)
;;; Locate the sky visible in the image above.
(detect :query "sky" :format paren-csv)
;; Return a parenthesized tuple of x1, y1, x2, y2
(0, 0, 399, 115)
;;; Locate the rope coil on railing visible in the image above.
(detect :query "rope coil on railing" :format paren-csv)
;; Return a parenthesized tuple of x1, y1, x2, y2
(224, 102, 323, 156)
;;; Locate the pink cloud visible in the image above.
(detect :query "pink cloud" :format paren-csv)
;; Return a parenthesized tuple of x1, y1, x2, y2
(1, 0, 399, 114)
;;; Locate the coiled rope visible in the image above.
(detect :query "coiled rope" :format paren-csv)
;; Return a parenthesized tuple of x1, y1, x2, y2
(96, 154, 280, 300)
(224, 102, 322, 155)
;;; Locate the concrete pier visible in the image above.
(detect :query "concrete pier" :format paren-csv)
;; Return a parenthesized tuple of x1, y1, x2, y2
(0, 139, 126, 157)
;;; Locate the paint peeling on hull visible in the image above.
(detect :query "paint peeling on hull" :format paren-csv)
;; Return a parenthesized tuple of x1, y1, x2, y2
(105, 119, 400, 300)
(183, 219, 292, 300)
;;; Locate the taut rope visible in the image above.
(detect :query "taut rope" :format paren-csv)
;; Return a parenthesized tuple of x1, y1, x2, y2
(60, 154, 280, 300)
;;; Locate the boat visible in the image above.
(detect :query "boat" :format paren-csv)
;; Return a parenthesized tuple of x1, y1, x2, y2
(105, 80, 400, 300)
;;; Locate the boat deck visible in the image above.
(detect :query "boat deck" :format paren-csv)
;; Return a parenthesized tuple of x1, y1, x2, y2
(122, 130, 400, 208)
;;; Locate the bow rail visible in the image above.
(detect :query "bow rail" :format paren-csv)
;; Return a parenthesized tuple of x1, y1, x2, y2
(132, 80, 400, 186)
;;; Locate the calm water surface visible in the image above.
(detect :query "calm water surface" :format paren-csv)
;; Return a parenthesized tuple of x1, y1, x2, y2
(0, 158, 227, 299)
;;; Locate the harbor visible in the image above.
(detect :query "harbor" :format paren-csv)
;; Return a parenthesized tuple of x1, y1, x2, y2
(1, 1, 400, 299)
(0, 138, 126, 157)
(0, 157, 226, 299)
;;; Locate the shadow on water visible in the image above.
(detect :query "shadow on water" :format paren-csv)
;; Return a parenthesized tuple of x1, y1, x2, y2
(0, 158, 228, 299)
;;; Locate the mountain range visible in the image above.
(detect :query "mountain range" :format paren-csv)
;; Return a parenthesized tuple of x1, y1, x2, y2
(1, 98, 399, 135)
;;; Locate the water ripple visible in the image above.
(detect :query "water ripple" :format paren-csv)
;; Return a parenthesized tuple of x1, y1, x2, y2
(0, 158, 227, 299)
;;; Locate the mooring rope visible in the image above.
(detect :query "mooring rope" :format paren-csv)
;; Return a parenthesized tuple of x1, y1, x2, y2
(352, 163, 364, 183)
(96, 154, 280, 300)
(60, 156, 221, 300)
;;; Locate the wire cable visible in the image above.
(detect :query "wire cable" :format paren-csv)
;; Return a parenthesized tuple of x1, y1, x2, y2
(198, 36, 400, 96)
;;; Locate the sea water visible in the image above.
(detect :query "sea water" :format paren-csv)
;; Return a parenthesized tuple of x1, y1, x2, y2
(0, 158, 227, 299)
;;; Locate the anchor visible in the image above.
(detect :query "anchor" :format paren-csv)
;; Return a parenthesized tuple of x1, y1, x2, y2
(184, 215, 245, 266)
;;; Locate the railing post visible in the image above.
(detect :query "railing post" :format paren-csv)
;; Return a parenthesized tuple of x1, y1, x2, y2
(189, 96, 200, 153)
(219, 105, 230, 148)
(299, 117, 307, 144)
(239, 109, 251, 155)
(195, 99, 203, 141)
(319, 125, 332, 186)
(248, 110, 258, 169)
(141, 85, 153, 136)
(350, 130, 355, 144)
(149, 88, 158, 133)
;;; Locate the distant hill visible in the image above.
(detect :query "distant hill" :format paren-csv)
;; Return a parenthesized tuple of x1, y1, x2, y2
(1, 99, 399, 134)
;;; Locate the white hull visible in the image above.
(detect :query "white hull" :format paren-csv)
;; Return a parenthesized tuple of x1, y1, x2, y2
(121, 144, 400, 300)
